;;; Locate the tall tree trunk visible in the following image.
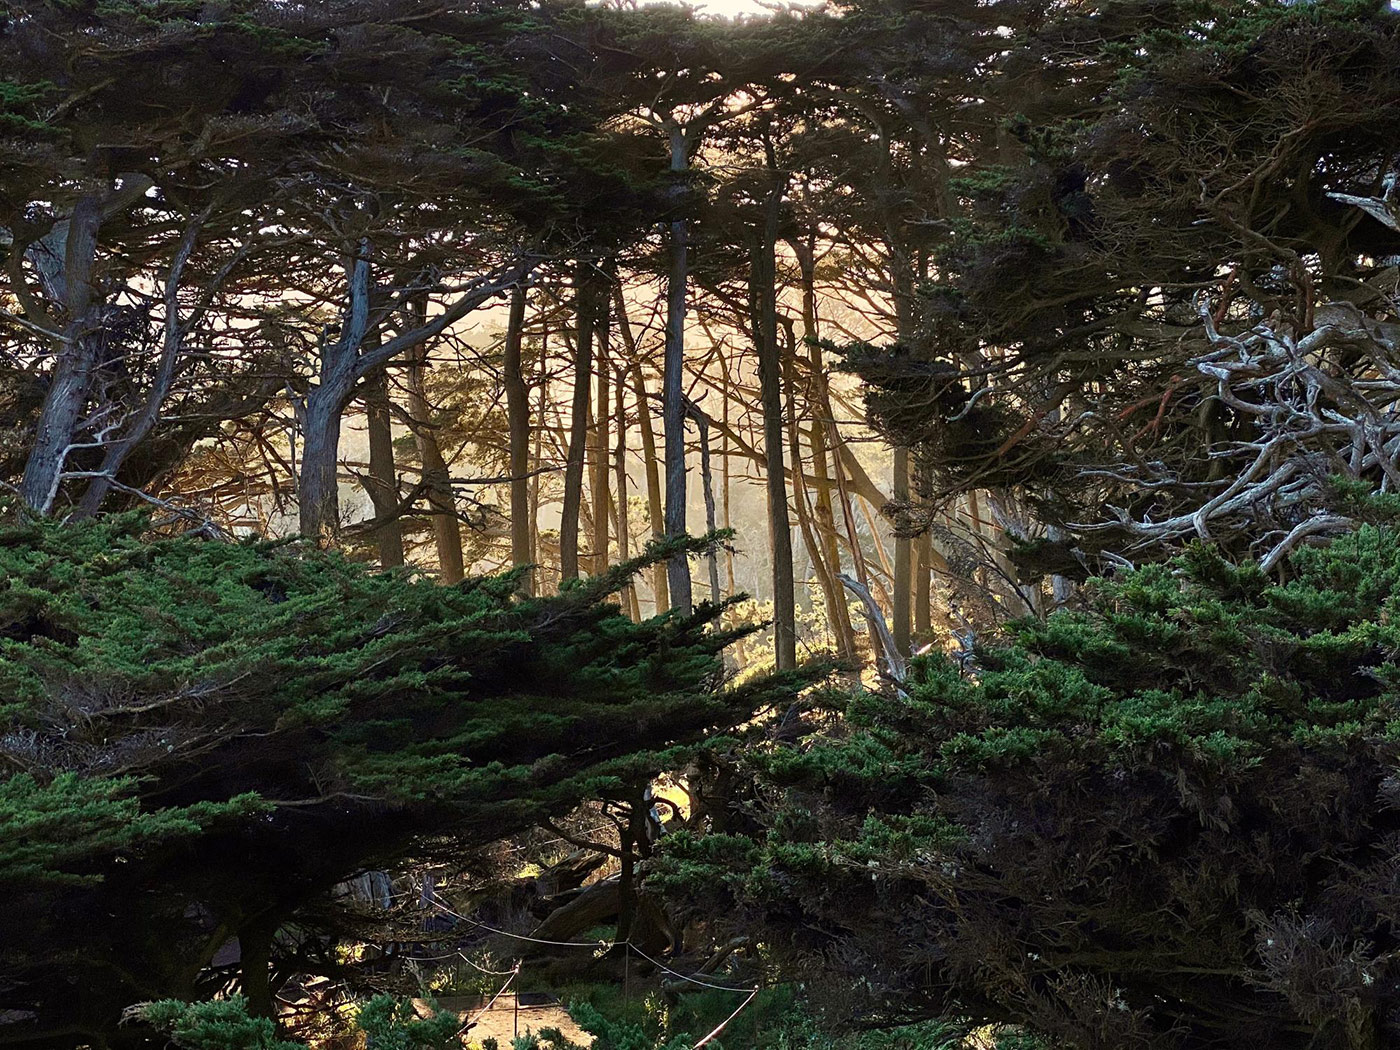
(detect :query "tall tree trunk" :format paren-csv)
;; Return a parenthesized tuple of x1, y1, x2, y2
(560, 262, 599, 584)
(753, 179, 797, 671)
(619, 301, 668, 613)
(531, 350, 547, 591)
(915, 532, 933, 646)
(793, 250, 858, 660)
(591, 272, 612, 577)
(892, 447, 912, 658)
(364, 367, 404, 568)
(503, 284, 533, 594)
(406, 338, 464, 583)
(890, 448, 912, 660)
(720, 355, 747, 666)
(664, 124, 693, 614)
(613, 367, 636, 620)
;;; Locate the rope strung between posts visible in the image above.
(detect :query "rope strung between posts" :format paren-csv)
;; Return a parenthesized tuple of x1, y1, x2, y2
(455, 960, 521, 1039)
(426, 895, 765, 1046)
(692, 986, 760, 1049)
(427, 897, 616, 950)
(427, 898, 759, 993)
(624, 942, 758, 993)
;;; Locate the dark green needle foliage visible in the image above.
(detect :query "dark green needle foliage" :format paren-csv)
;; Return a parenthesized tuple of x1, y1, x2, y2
(0, 514, 788, 1047)
(653, 526, 1400, 1049)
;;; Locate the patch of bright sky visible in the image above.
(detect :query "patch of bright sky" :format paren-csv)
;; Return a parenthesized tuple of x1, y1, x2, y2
(639, 0, 824, 17)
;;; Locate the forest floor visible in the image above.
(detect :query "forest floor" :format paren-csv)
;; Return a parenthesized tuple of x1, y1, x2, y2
(421, 993, 594, 1047)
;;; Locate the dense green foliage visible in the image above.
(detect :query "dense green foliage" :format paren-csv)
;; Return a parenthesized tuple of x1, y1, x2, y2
(0, 515, 789, 1046)
(657, 526, 1400, 1048)
(139, 994, 460, 1050)
(848, 0, 1400, 574)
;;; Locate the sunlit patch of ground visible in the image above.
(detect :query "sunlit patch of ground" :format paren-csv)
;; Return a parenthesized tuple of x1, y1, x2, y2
(416, 993, 594, 1048)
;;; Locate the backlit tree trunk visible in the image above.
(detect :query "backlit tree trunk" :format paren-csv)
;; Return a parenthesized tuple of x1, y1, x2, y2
(560, 261, 600, 583)
(752, 172, 797, 671)
(406, 338, 464, 584)
(591, 269, 612, 576)
(616, 290, 669, 614)
(663, 120, 693, 613)
(503, 284, 533, 594)
(363, 367, 404, 568)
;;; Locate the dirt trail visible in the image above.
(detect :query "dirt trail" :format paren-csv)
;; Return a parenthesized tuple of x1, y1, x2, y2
(421, 993, 594, 1047)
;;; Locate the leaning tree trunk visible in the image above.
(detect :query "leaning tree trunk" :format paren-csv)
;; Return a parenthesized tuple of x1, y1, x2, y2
(785, 349, 854, 661)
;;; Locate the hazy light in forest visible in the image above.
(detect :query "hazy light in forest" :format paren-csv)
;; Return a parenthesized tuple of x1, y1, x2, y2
(639, 0, 823, 15)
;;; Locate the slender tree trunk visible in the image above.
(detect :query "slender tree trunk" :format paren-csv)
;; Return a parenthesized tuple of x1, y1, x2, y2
(503, 284, 533, 594)
(611, 290, 669, 610)
(719, 351, 747, 665)
(753, 181, 797, 671)
(831, 421, 880, 663)
(364, 367, 404, 568)
(684, 400, 723, 606)
(614, 368, 636, 619)
(298, 251, 527, 548)
(560, 262, 598, 583)
(591, 274, 612, 576)
(664, 124, 693, 613)
(630, 364, 668, 615)
(406, 339, 464, 583)
(892, 447, 912, 658)
(794, 261, 858, 659)
(531, 350, 547, 590)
